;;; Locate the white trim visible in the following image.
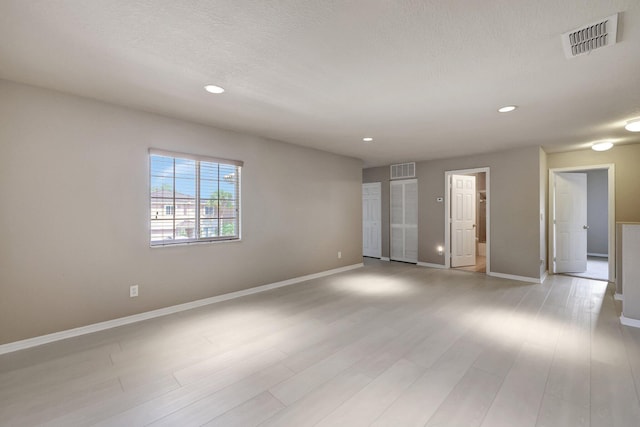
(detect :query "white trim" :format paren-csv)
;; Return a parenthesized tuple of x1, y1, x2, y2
(487, 271, 543, 284)
(540, 270, 548, 283)
(417, 262, 447, 269)
(620, 315, 640, 328)
(587, 253, 609, 258)
(0, 263, 363, 355)
(380, 257, 390, 261)
(444, 167, 490, 274)
(614, 293, 624, 301)
(548, 164, 615, 282)
(390, 257, 418, 264)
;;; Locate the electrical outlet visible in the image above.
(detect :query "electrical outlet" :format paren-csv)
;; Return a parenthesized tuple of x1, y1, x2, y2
(338, 251, 342, 259)
(130, 285, 138, 298)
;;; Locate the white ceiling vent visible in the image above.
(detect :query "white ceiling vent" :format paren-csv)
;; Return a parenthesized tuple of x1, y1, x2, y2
(390, 162, 416, 180)
(562, 13, 618, 59)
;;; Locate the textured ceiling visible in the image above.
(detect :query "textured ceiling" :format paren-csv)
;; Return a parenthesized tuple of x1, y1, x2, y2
(1, 0, 639, 167)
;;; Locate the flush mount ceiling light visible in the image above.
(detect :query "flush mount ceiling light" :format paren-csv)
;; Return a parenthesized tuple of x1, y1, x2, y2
(591, 141, 613, 151)
(362, 137, 373, 142)
(625, 119, 640, 132)
(204, 84, 225, 94)
(498, 105, 517, 113)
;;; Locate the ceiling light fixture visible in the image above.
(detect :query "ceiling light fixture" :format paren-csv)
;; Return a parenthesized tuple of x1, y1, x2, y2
(591, 141, 613, 151)
(625, 119, 640, 132)
(497, 105, 517, 113)
(363, 137, 373, 142)
(204, 84, 225, 94)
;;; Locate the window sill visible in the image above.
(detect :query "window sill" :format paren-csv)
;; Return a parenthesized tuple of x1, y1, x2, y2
(150, 238, 242, 248)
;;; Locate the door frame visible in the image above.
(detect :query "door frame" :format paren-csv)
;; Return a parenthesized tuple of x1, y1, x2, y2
(549, 164, 615, 281)
(444, 167, 490, 273)
(362, 182, 382, 258)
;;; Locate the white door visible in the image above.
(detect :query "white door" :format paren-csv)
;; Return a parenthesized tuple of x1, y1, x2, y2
(555, 172, 588, 273)
(363, 183, 382, 258)
(451, 174, 476, 267)
(390, 179, 418, 263)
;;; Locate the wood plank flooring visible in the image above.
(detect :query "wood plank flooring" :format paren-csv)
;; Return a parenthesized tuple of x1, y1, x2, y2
(454, 256, 486, 273)
(564, 256, 609, 282)
(1, 258, 640, 426)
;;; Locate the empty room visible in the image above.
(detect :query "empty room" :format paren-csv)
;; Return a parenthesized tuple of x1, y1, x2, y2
(2, 1, 640, 426)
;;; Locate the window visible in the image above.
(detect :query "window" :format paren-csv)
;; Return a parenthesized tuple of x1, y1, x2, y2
(149, 149, 242, 246)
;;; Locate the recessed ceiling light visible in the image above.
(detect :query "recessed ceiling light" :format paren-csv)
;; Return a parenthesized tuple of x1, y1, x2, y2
(625, 119, 640, 132)
(591, 141, 613, 151)
(204, 84, 225, 94)
(362, 137, 373, 142)
(498, 105, 517, 113)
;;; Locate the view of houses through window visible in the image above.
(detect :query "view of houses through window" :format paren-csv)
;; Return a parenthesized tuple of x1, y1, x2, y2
(149, 150, 241, 245)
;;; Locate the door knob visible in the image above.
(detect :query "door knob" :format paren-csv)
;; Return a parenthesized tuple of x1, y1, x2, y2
(583, 225, 589, 229)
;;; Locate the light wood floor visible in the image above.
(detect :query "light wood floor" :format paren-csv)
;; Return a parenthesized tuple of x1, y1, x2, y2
(564, 256, 609, 282)
(455, 256, 486, 273)
(2, 258, 640, 426)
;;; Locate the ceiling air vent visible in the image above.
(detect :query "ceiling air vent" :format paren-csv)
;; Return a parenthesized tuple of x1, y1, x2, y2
(390, 162, 416, 180)
(561, 13, 618, 59)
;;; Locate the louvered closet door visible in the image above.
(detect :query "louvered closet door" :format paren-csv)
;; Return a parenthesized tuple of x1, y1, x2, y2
(390, 179, 418, 263)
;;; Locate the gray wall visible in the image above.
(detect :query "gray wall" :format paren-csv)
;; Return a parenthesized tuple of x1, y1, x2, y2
(0, 80, 363, 344)
(364, 146, 543, 279)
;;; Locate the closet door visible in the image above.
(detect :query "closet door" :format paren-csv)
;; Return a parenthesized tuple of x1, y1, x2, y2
(363, 183, 382, 258)
(390, 179, 418, 262)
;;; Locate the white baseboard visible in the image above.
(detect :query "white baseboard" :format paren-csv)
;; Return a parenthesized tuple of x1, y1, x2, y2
(614, 293, 624, 301)
(380, 257, 390, 261)
(540, 270, 548, 283)
(487, 271, 543, 284)
(620, 315, 640, 328)
(588, 253, 608, 258)
(417, 262, 447, 269)
(414, 264, 544, 282)
(0, 263, 364, 355)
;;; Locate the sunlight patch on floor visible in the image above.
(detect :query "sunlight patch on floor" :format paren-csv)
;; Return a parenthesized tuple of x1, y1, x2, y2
(329, 273, 418, 297)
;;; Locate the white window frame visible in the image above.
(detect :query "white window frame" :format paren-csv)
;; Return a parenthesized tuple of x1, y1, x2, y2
(149, 149, 243, 246)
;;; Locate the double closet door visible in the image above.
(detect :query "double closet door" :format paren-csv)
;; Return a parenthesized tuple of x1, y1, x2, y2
(390, 179, 418, 263)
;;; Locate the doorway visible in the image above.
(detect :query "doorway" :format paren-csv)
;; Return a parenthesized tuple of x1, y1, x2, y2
(362, 182, 381, 258)
(444, 168, 490, 273)
(549, 164, 615, 282)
